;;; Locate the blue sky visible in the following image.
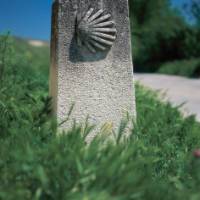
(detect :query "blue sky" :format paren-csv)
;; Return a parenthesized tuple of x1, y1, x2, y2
(0, 0, 187, 41)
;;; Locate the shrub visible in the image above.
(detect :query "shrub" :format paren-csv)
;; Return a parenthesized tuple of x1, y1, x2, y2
(129, 0, 200, 72)
(158, 59, 200, 77)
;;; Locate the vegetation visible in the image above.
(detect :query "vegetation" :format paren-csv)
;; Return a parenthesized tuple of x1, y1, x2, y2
(129, 0, 200, 76)
(185, 0, 200, 26)
(1, 35, 200, 199)
(158, 59, 200, 77)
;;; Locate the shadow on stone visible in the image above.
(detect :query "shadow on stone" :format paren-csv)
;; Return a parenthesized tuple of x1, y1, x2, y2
(69, 36, 110, 63)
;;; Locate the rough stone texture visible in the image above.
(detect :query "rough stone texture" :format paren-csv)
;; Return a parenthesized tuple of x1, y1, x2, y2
(50, 0, 136, 140)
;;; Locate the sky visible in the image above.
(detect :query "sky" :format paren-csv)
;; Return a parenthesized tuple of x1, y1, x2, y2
(0, 0, 187, 41)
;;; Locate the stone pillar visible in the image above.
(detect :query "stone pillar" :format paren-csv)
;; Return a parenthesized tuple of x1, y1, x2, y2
(50, 0, 136, 140)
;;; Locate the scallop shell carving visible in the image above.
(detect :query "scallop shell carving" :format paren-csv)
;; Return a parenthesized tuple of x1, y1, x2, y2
(76, 8, 117, 53)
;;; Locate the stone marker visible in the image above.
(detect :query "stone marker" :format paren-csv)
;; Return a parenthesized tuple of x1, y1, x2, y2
(50, 0, 136, 140)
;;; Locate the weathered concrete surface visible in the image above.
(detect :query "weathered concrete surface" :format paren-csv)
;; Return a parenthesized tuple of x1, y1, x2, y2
(135, 73, 200, 121)
(50, 0, 136, 140)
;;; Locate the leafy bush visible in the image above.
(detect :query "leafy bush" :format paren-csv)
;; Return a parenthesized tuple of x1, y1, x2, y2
(129, 0, 200, 73)
(158, 59, 200, 77)
(184, 0, 200, 27)
(1, 35, 200, 199)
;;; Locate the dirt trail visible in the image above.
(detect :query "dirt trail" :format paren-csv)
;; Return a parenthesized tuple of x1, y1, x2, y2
(135, 73, 200, 121)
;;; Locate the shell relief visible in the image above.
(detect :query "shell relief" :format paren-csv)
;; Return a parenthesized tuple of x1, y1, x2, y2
(76, 8, 117, 53)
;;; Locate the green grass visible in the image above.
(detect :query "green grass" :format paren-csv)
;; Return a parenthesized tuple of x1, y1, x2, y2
(158, 59, 200, 78)
(1, 35, 200, 199)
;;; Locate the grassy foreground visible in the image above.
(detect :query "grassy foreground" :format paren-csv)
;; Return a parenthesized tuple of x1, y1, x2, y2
(1, 36, 200, 199)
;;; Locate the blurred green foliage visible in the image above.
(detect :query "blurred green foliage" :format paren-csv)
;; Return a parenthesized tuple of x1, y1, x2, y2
(0, 35, 200, 199)
(0, 34, 50, 136)
(158, 58, 200, 77)
(129, 0, 200, 75)
(187, 0, 200, 26)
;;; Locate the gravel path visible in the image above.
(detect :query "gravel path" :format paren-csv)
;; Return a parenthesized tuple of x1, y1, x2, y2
(135, 73, 200, 121)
